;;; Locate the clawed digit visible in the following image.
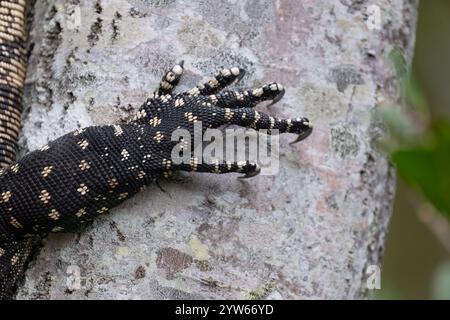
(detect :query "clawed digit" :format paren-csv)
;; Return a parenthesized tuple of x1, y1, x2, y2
(154, 60, 185, 96)
(175, 157, 261, 178)
(194, 67, 245, 96)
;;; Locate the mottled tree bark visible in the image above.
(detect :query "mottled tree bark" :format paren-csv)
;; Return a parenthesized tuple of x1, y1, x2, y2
(16, 0, 417, 299)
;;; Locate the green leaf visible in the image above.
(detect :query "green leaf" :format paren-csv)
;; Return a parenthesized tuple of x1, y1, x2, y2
(392, 122, 450, 217)
(432, 261, 450, 299)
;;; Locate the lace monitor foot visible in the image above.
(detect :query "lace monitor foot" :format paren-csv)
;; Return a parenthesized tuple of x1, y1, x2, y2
(0, 1, 312, 299)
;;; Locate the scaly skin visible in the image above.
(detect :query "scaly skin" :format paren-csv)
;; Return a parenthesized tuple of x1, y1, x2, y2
(0, 0, 38, 300)
(0, 2, 312, 299)
(0, 0, 26, 167)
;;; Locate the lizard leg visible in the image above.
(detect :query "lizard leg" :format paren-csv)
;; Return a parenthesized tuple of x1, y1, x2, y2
(188, 67, 245, 96)
(210, 82, 285, 108)
(154, 61, 184, 96)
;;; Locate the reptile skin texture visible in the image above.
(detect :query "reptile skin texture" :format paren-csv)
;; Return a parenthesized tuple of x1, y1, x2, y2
(0, 1, 312, 299)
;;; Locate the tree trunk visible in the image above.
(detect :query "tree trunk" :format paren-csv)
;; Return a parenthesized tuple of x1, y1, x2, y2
(16, 0, 417, 299)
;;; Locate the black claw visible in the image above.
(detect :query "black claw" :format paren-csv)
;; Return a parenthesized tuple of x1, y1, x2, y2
(238, 164, 261, 179)
(268, 88, 285, 107)
(289, 126, 313, 145)
(155, 180, 168, 194)
(235, 68, 246, 83)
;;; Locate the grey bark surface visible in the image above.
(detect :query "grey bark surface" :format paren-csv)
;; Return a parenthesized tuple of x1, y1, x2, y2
(16, 0, 417, 299)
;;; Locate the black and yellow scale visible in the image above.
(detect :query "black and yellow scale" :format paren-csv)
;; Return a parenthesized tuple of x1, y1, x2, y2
(0, 0, 312, 299)
(0, 0, 39, 299)
(0, 0, 26, 168)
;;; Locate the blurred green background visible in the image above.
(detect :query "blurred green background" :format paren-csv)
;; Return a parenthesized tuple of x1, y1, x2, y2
(378, 0, 450, 299)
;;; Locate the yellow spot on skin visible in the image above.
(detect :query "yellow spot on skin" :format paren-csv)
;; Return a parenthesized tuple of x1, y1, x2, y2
(76, 208, 86, 218)
(108, 178, 118, 188)
(163, 170, 172, 178)
(251, 111, 261, 128)
(10, 164, 19, 173)
(41, 166, 53, 177)
(184, 112, 198, 123)
(224, 108, 234, 122)
(190, 157, 198, 171)
(73, 128, 85, 136)
(0, 247, 5, 257)
(40, 144, 50, 151)
(11, 254, 19, 265)
(52, 226, 64, 232)
(153, 131, 164, 143)
(79, 160, 90, 171)
(221, 68, 231, 77)
(188, 235, 210, 261)
(270, 83, 279, 91)
(252, 88, 263, 97)
(118, 192, 128, 200)
(137, 171, 146, 179)
(78, 139, 89, 150)
(121, 149, 130, 161)
(210, 158, 220, 173)
(134, 109, 147, 120)
(48, 209, 60, 220)
(235, 91, 244, 101)
(1, 191, 11, 203)
(230, 67, 240, 76)
(77, 184, 89, 195)
(269, 117, 275, 129)
(172, 64, 183, 75)
(209, 95, 218, 103)
(237, 161, 247, 172)
(303, 120, 312, 128)
(286, 119, 293, 131)
(160, 94, 171, 103)
(39, 190, 51, 203)
(174, 98, 185, 107)
(10, 216, 23, 228)
(97, 207, 108, 214)
(209, 78, 219, 88)
(142, 154, 151, 163)
(162, 159, 172, 170)
(113, 125, 124, 136)
(188, 87, 201, 96)
(149, 116, 162, 127)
